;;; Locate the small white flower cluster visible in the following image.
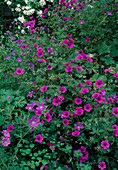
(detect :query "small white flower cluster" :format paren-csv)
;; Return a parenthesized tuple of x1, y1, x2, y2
(23, 8, 35, 16)
(18, 16, 26, 23)
(6, 0, 12, 5)
(3, 0, 55, 33)
(39, 0, 46, 6)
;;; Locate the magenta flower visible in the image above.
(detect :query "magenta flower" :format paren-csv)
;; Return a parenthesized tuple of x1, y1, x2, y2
(16, 68, 24, 75)
(52, 97, 61, 106)
(95, 79, 103, 87)
(28, 91, 33, 98)
(47, 47, 53, 52)
(62, 119, 69, 125)
(59, 111, 64, 118)
(75, 107, 84, 115)
(67, 32, 72, 37)
(46, 96, 51, 103)
(79, 20, 84, 24)
(37, 58, 46, 62)
(66, 41, 73, 48)
(27, 116, 40, 127)
(7, 96, 10, 99)
(62, 39, 68, 44)
(16, 57, 22, 62)
(40, 164, 47, 170)
(25, 104, 33, 111)
(65, 66, 73, 72)
(107, 97, 114, 103)
(44, 114, 52, 122)
(59, 86, 67, 93)
(2, 137, 11, 146)
(98, 161, 106, 170)
(85, 80, 92, 86)
(58, 94, 64, 101)
(95, 96, 104, 103)
(78, 146, 86, 153)
(35, 109, 42, 116)
(85, 38, 90, 42)
(80, 88, 89, 94)
(114, 73, 118, 79)
(84, 104, 92, 112)
(101, 141, 110, 149)
(40, 86, 47, 92)
(100, 89, 106, 96)
(92, 93, 99, 98)
(113, 130, 118, 137)
(74, 98, 82, 105)
(78, 83, 83, 87)
(76, 66, 83, 71)
(2, 130, 10, 137)
(80, 152, 89, 159)
(112, 108, 118, 117)
(36, 102, 46, 111)
(63, 62, 71, 66)
(36, 48, 44, 57)
(47, 64, 52, 70)
(87, 57, 93, 62)
(5, 56, 10, 59)
(72, 130, 80, 137)
(76, 54, 83, 60)
(75, 122, 84, 130)
(63, 111, 69, 118)
(112, 124, 118, 130)
(104, 69, 110, 72)
(35, 134, 44, 143)
(7, 124, 15, 132)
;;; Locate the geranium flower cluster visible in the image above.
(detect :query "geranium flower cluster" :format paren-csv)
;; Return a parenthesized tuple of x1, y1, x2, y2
(1, 124, 15, 146)
(73, 146, 89, 163)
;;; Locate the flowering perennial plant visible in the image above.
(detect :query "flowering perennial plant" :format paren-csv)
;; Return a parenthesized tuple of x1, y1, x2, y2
(0, 0, 118, 169)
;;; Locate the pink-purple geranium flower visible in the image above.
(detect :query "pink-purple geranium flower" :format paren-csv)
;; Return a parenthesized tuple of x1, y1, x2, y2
(7, 124, 15, 132)
(2, 137, 11, 146)
(75, 122, 84, 130)
(98, 161, 106, 170)
(2, 130, 10, 137)
(95, 79, 103, 88)
(101, 140, 110, 149)
(27, 116, 40, 127)
(35, 134, 44, 143)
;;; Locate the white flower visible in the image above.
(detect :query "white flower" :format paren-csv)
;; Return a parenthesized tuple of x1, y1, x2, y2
(22, 6, 26, 10)
(15, 7, 21, 12)
(37, 10, 43, 15)
(18, 26, 21, 29)
(23, 9, 35, 15)
(18, 16, 26, 23)
(39, 0, 46, 6)
(50, 0, 53, 2)
(25, 0, 28, 4)
(7, 1, 12, 5)
(88, 5, 94, 8)
(17, 4, 21, 7)
(21, 29, 25, 34)
(25, 6, 31, 10)
(48, 12, 50, 16)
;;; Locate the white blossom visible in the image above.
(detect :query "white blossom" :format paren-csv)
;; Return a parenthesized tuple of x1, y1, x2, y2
(15, 7, 21, 12)
(39, 0, 46, 6)
(21, 29, 25, 34)
(7, 1, 12, 5)
(18, 16, 26, 23)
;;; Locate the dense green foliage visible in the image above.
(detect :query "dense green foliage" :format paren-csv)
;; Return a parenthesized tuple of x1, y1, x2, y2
(0, 0, 118, 169)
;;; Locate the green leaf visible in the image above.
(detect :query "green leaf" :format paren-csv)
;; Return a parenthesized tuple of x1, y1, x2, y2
(74, 150, 82, 158)
(30, 144, 35, 148)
